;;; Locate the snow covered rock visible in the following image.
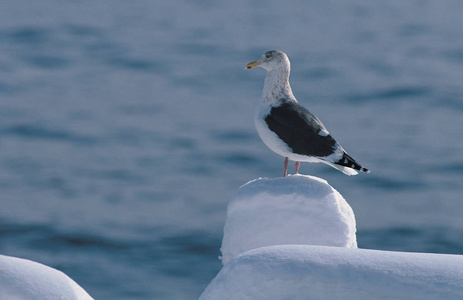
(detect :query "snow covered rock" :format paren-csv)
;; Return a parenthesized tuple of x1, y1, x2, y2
(220, 175, 356, 264)
(204, 174, 463, 299)
(0, 254, 93, 300)
(201, 245, 463, 300)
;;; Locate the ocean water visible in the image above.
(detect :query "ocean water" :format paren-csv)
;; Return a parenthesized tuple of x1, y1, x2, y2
(0, 0, 463, 298)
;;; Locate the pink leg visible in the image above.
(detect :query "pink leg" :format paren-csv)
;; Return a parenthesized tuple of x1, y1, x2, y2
(283, 157, 289, 177)
(295, 161, 300, 174)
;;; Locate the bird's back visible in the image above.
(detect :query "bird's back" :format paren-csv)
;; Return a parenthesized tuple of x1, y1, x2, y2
(264, 100, 337, 158)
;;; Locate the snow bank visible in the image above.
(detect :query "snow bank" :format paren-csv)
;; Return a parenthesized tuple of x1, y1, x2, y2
(201, 245, 463, 300)
(0, 254, 93, 300)
(220, 175, 356, 264)
(204, 174, 463, 299)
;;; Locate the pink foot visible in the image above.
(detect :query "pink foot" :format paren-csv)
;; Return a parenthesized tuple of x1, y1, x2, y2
(295, 161, 300, 174)
(283, 157, 289, 177)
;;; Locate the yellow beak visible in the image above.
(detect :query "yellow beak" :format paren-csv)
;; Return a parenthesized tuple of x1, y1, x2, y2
(245, 61, 261, 69)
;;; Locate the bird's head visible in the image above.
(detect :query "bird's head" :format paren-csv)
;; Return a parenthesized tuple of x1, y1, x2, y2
(245, 50, 290, 72)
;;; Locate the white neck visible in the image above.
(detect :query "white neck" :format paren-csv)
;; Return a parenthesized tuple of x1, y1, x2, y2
(262, 68, 296, 105)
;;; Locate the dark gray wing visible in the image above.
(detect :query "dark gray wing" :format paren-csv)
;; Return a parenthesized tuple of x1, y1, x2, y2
(265, 101, 337, 157)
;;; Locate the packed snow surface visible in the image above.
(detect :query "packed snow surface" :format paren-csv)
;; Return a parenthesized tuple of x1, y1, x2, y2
(0, 254, 93, 300)
(202, 245, 463, 300)
(220, 175, 357, 264)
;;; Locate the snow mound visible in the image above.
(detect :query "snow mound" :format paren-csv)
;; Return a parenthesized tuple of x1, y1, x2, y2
(0, 254, 93, 300)
(220, 175, 356, 264)
(201, 245, 463, 300)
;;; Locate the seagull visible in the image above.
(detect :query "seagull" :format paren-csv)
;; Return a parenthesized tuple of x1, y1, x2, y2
(246, 50, 369, 176)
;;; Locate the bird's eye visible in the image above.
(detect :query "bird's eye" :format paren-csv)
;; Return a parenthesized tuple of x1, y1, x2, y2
(266, 52, 272, 58)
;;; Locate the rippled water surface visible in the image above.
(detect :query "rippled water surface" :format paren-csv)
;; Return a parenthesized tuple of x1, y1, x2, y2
(1, 1, 463, 299)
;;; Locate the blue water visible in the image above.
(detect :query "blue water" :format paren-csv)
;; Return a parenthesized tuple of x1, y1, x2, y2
(1, 1, 463, 299)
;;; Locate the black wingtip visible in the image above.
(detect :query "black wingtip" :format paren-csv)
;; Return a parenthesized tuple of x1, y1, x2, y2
(336, 152, 369, 174)
(361, 167, 370, 173)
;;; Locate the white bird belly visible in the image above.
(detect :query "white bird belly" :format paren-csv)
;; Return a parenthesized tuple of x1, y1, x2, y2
(254, 107, 323, 163)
